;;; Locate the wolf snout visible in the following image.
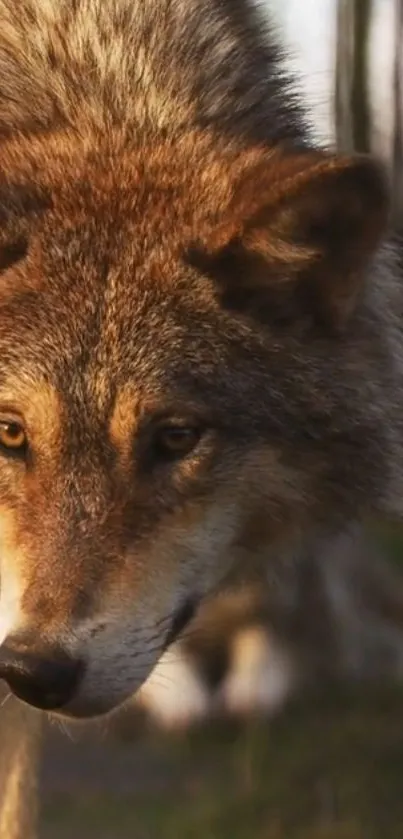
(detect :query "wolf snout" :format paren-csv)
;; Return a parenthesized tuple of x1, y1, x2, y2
(0, 632, 85, 711)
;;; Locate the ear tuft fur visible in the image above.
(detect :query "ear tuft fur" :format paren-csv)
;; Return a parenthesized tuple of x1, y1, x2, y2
(197, 150, 389, 329)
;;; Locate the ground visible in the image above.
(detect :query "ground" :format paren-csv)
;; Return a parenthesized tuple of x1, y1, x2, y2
(39, 684, 403, 839)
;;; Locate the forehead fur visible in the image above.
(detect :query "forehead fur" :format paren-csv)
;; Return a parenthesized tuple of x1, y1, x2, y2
(0, 130, 267, 417)
(0, 129, 266, 234)
(0, 129, 252, 329)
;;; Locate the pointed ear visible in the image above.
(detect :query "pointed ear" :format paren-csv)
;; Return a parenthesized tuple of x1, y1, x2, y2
(0, 181, 49, 273)
(195, 151, 389, 329)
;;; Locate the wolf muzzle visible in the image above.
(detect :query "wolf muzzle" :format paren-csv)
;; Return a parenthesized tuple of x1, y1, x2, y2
(0, 632, 84, 711)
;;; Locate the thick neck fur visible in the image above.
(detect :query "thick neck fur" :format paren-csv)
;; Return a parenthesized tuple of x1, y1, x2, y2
(0, 0, 308, 144)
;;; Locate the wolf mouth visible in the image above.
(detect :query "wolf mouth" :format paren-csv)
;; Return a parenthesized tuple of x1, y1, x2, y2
(163, 598, 199, 651)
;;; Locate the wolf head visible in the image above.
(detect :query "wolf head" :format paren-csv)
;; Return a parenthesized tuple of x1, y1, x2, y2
(0, 122, 390, 718)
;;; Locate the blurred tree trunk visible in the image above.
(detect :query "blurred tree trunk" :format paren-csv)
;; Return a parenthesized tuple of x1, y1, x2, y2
(335, 0, 403, 227)
(392, 0, 403, 224)
(0, 689, 42, 839)
(335, 0, 372, 153)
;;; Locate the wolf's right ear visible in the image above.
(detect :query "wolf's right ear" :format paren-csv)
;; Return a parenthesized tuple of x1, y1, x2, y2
(0, 181, 49, 273)
(0, 232, 29, 273)
(193, 149, 389, 331)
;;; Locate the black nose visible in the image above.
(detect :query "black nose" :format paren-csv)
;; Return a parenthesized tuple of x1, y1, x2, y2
(0, 633, 84, 711)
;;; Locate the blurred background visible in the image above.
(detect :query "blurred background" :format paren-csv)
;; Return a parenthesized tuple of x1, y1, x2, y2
(4, 2, 403, 838)
(272, 0, 403, 220)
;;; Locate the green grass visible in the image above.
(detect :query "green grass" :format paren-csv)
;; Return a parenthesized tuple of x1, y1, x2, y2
(40, 685, 403, 839)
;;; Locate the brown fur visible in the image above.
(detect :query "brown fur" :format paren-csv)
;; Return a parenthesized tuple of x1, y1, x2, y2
(0, 0, 307, 141)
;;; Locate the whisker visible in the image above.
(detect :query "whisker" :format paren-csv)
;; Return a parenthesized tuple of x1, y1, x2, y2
(57, 718, 78, 742)
(0, 690, 11, 708)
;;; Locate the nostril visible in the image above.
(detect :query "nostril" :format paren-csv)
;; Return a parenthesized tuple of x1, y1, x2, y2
(0, 635, 85, 711)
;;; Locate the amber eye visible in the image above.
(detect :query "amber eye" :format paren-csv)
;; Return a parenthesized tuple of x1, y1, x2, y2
(154, 425, 202, 459)
(0, 420, 27, 453)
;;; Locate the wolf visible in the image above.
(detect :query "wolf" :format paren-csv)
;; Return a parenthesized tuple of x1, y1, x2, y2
(0, 0, 401, 732)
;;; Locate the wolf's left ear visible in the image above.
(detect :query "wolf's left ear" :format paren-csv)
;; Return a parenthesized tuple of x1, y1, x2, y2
(197, 151, 389, 329)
